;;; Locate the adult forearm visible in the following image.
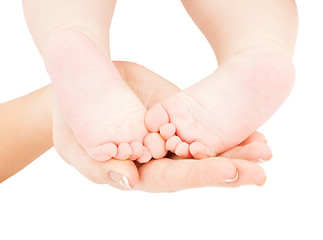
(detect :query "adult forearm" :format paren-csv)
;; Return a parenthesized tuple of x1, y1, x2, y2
(0, 85, 53, 183)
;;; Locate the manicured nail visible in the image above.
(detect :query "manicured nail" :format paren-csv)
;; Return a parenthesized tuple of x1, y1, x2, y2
(109, 171, 132, 190)
(257, 176, 267, 187)
(224, 172, 239, 183)
(259, 154, 273, 163)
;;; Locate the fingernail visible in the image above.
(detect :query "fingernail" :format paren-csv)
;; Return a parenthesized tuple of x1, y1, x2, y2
(258, 154, 273, 163)
(109, 171, 133, 190)
(257, 176, 267, 187)
(224, 172, 239, 183)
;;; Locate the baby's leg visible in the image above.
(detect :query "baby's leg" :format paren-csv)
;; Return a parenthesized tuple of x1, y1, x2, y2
(23, 0, 149, 161)
(145, 0, 297, 158)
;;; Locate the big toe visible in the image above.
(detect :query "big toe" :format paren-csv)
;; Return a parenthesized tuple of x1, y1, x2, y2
(144, 133, 168, 159)
(129, 141, 144, 160)
(137, 147, 152, 163)
(145, 103, 169, 132)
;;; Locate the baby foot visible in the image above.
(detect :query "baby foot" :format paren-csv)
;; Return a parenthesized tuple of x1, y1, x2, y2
(44, 29, 151, 162)
(61, 74, 150, 162)
(143, 133, 168, 159)
(145, 52, 294, 159)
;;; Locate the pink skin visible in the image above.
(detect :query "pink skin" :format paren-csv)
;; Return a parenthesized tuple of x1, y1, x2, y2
(129, 141, 144, 160)
(137, 131, 271, 192)
(144, 133, 168, 160)
(22, 0, 295, 190)
(144, 0, 297, 159)
(166, 136, 181, 152)
(136, 156, 268, 192)
(44, 29, 151, 163)
(53, 61, 270, 191)
(144, 53, 294, 160)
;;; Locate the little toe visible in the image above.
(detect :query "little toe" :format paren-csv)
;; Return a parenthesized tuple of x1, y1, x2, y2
(144, 133, 168, 159)
(114, 143, 132, 160)
(239, 132, 267, 146)
(244, 142, 272, 161)
(190, 142, 214, 159)
(175, 142, 192, 159)
(87, 143, 118, 161)
(137, 147, 152, 163)
(166, 136, 182, 152)
(160, 123, 176, 140)
(129, 141, 144, 160)
(145, 103, 169, 132)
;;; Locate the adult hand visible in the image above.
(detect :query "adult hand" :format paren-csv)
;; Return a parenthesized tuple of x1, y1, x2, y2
(53, 61, 271, 192)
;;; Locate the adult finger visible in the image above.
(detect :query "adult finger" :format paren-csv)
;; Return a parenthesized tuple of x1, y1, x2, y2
(113, 61, 180, 108)
(214, 159, 266, 188)
(135, 157, 238, 192)
(219, 141, 272, 161)
(135, 156, 266, 192)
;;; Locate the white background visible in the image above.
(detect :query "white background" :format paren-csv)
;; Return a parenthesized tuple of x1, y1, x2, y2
(0, 0, 322, 239)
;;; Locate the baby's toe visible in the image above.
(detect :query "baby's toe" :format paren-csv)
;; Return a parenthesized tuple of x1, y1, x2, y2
(160, 123, 176, 140)
(129, 141, 144, 160)
(175, 142, 192, 159)
(166, 136, 182, 152)
(114, 143, 132, 160)
(239, 132, 267, 146)
(144, 133, 167, 159)
(190, 142, 214, 159)
(137, 147, 152, 163)
(145, 104, 169, 132)
(87, 143, 118, 161)
(240, 142, 272, 161)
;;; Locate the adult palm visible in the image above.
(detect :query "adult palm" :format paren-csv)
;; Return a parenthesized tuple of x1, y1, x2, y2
(53, 61, 271, 192)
